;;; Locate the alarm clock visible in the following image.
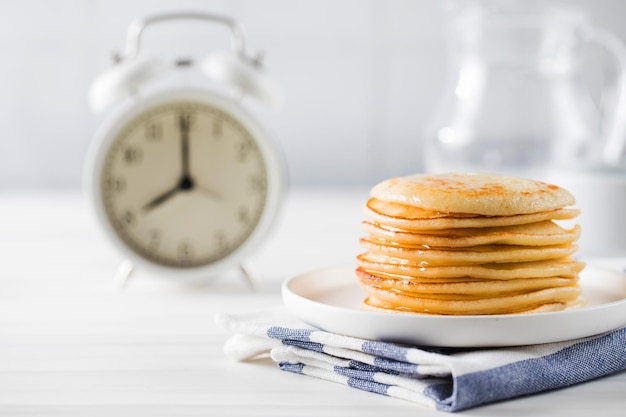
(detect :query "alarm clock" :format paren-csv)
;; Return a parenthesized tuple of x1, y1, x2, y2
(85, 12, 286, 284)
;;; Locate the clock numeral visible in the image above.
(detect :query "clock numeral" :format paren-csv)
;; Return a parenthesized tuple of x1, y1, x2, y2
(104, 176, 126, 194)
(145, 122, 163, 141)
(212, 119, 223, 139)
(178, 240, 194, 262)
(250, 175, 267, 193)
(124, 147, 142, 165)
(179, 111, 194, 130)
(215, 231, 229, 255)
(237, 140, 253, 162)
(238, 206, 254, 225)
(122, 210, 136, 226)
(148, 229, 162, 248)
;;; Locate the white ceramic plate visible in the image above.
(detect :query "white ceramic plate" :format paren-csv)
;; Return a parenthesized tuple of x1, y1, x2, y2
(282, 265, 626, 347)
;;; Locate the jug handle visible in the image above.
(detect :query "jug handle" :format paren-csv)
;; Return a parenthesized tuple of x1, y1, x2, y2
(588, 27, 626, 166)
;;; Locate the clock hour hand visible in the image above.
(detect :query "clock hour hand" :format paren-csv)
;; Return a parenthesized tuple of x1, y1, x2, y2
(143, 184, 179, 212)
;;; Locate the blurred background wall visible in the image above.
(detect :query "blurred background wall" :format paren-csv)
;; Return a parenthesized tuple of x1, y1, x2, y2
(1, 0, 625, 189)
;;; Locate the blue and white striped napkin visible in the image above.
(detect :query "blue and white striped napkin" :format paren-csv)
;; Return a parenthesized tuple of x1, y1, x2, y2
(216, 309, 626, 412)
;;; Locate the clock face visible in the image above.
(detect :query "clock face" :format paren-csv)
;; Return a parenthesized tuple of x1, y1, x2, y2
(98, 99, 269, 269)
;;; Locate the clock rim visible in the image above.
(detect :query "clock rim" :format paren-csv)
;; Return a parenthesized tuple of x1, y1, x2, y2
(84, 87, 287, 282)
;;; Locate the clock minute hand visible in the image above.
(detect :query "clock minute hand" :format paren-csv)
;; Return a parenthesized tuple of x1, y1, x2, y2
(144, 114, 195, 213)
(179, 113, 192, 184)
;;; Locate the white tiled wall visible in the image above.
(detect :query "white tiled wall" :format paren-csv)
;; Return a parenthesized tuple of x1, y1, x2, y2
(0, 0, 624, 188)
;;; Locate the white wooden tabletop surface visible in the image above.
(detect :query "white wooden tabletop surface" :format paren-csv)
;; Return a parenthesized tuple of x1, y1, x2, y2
(1, 187, 624, 416)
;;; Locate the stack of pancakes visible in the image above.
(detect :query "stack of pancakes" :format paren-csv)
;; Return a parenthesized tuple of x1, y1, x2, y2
(356, 172, 585, 315)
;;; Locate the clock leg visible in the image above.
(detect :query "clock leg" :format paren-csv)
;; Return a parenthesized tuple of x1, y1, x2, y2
(112, 259, 135, 291)
(238, 263, 257, 291)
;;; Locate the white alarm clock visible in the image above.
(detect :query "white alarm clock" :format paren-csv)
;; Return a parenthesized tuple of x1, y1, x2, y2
(85, 12, 286, 283)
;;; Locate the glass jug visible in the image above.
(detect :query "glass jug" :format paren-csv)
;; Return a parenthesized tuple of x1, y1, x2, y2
(423, 0, 626, 180)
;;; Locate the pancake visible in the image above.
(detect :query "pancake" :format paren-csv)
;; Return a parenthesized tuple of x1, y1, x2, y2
(360, 237, 577, 265)
(362, 293, 585, 315)
(356, 253, 585, 280)
(365, 198, 579, 231)
(371, 172, 575, 216)
(360, 282, 582, 315)
(355, 172, 584, 316)
(356, 268, 577, 297)
(361, 220, 581, 247)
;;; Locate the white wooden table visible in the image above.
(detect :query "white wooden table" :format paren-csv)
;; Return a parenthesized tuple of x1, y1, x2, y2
(1, 188, 624, 416)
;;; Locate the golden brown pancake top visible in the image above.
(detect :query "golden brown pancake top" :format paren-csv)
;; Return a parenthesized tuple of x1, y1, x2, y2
(371, 172, 575, 216)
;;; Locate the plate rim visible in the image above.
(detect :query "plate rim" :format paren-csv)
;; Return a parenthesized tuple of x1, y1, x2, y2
(282, 264, 626, 347)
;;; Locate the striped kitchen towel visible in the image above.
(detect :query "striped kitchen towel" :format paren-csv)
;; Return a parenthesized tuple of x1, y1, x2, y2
(215, 309, 626, 412)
